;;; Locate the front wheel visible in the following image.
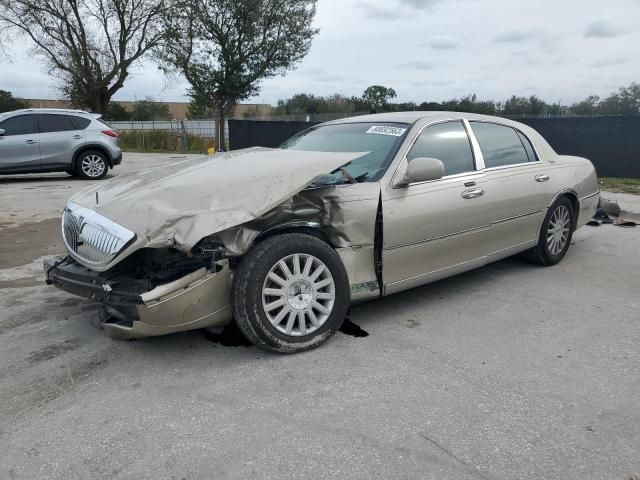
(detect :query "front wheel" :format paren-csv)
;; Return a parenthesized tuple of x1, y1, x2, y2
(232, 233, 350, 353)
(526, 196, 575, 266)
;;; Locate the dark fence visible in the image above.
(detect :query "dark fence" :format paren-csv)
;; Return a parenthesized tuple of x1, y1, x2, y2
(228, 117, 640, 178)
(518, 116, 640, 178)
(228, 119, 318, 149)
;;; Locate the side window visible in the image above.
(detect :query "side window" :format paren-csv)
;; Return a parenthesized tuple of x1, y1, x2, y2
(470, 122, 530, 168)
(516, 130, 538, 162)
(0, 115, 36, 136)
(38, 114, 78, 133)
(69, 116, 91, 130)
(406, 121, 475, 176)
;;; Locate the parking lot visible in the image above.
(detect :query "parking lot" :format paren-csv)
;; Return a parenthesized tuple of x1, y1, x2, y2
(1, 153, 639, 479)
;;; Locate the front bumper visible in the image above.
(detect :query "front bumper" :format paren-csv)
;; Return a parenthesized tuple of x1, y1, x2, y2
(44, 256, 233, 339)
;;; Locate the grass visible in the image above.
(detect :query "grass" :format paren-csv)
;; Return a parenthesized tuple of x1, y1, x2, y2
(119, 130, 214, 154)
(598, 177, 640, 195)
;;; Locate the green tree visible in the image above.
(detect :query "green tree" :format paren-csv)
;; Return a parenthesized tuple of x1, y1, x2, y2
(319, 94, 359, 114)
(502, 95, 548, 115)
(598, 83, 640, 115)
(131, 97, 172, 120)
(0, 90, 29, 113)
(570, 95, 600, 115)
(274, 93, 324, 115)
(104, 102, 131, 121)
(0, 0, 165, 114)
(160, 0, 319, 150)
(362, 85, 397, 113)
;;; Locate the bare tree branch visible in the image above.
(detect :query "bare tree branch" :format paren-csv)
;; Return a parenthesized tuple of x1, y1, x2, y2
(0, 0, 166, 113)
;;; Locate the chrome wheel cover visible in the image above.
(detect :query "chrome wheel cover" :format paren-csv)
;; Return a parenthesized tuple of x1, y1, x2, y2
(261, 253, 335, 337)
(81, 154, 106, 178)
(547, 205, 571, 255)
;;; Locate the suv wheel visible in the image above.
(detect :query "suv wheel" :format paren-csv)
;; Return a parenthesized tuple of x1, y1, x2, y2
(233, 233, 350, 353)
(76, 150, 109, 179)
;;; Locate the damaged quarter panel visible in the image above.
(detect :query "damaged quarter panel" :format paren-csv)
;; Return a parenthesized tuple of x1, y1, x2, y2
(216, 182, 382, 300)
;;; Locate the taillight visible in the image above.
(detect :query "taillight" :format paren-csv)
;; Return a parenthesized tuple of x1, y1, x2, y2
(101, 130, 119, 138)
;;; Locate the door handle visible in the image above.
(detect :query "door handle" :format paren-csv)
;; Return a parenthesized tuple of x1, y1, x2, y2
(24, 139, 37, 144)
(535, 174, 550, 182)
(461, 188, 484, 199)
(73, 135, 82, 139)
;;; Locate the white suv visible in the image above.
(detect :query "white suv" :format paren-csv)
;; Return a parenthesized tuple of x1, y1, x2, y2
(0, 108, 122, 179)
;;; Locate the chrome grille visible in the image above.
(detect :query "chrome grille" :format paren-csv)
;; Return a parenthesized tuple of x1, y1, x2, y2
(62, 202, 135, 268)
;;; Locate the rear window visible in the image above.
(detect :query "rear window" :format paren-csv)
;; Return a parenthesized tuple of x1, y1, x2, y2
(69, 116, 91, 130)
(470, 122, 530, 168)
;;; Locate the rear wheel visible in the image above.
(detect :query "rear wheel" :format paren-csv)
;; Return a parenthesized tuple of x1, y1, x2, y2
(527, 196, 574, 266)
(76, 150, 109, 179)
(232, 233, 350, 353)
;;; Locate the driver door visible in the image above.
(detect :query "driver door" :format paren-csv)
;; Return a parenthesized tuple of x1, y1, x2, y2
(381, 120, 492, 294)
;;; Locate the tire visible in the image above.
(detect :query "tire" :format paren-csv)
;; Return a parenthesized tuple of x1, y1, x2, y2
(526, 196, 575, 266)
(75, 150, 109, 179)
(232, 233, 350, 353)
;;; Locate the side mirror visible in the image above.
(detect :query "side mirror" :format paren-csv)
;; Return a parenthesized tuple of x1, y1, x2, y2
(0, 129, 5, 136)
(402, 157, 444, 185)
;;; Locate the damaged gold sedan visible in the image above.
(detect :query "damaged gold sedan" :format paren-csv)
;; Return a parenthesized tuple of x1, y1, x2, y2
(45, 112, 599, 352)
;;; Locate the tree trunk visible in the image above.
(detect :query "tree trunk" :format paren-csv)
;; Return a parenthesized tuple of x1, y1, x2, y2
(217, 105, 225, 152)
(93, 95, 107, 115)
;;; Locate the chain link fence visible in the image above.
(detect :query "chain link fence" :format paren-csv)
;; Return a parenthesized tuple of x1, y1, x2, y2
(109, 120, 228, 152)
(110, 120, 228, 138)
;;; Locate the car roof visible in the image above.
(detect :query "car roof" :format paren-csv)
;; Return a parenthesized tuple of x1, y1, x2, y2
(322, 111, 529, 129)
(2, 108, 97, 117)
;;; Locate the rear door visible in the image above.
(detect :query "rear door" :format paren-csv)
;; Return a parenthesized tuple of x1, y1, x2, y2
(0, 114, 41, 172)
(468, 121, 551, 257)
(37, 114, 86, 170)
(381, 120, 493, 294)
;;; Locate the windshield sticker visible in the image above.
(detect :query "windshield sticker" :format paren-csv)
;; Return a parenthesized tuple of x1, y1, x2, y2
(366, 126, 407, 137)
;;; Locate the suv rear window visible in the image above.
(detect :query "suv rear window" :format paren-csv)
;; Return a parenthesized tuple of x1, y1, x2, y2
(69, 116, 91, 130)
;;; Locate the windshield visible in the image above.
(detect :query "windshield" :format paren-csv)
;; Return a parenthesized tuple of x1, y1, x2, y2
(280, 122, 409, 185)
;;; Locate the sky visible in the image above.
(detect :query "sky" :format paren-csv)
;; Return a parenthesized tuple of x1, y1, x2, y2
(0, 0, 639, 106)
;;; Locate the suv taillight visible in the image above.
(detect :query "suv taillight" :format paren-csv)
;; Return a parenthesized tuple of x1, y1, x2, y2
(101, 130, 119, 138)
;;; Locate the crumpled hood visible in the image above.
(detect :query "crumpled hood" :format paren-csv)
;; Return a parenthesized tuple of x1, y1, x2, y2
(70, 147, 364, 255)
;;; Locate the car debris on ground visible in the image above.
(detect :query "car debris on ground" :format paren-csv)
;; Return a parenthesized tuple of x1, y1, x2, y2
(587, 198, 639, 227)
